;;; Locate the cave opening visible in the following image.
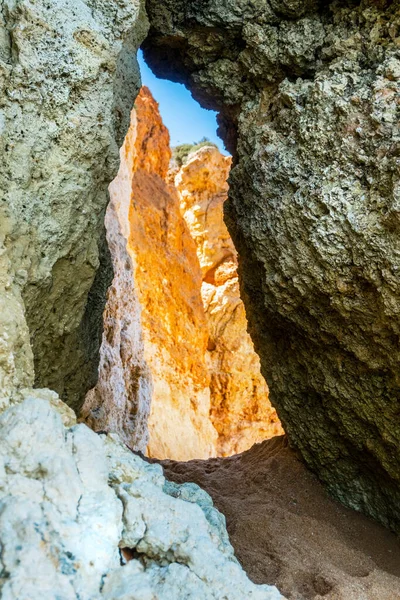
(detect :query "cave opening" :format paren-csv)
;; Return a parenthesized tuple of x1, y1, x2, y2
(80, 49, 283, 462)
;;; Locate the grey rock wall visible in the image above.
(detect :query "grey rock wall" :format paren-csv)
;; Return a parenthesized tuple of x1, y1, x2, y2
(0, 0, 148, 412)
(143, 0, 400, 532)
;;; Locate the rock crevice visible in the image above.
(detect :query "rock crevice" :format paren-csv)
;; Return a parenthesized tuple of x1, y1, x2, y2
(143, 0, 400, 531)
(83, 87, 282, 460)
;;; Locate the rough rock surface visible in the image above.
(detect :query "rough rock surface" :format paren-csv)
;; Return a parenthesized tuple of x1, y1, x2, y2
(81, 107, 153, 453)
(144, 0, 400, 530)
(0, 0, 148, 412)
(176, 146, 283, 456)
(83, 87, 218, 460)
(161, 437, 400, 600)
(0, 394, 283, 600)
(128, 88, 219, 460)
(84, 88, 282, 459)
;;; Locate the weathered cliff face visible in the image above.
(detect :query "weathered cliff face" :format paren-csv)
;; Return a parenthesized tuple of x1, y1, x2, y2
(0, 0, 148, 413)
(128, 88, 218, 460)
(83, 87, 218, 459)
(176, 146, 283, 456)
(143, 0, 400, 531)
(85, 87, 282, 460)
(81, 107, 153, 453)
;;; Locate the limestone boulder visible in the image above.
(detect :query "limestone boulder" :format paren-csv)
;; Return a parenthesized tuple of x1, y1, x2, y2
(0, 394, 283, 600)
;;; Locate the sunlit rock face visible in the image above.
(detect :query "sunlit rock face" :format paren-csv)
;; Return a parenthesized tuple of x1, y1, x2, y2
(85, 87, 282, 460)
(129, 88, 218, 460)
(80, 107, 153, 453)
(83, 87, 218, 459)
(143, 0, 400, 531)
(0, 0, 148, 413)
(176, 147, 283, 456)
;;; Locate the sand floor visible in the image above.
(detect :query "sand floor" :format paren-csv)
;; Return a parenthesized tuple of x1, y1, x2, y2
(159, 436, 400, 600)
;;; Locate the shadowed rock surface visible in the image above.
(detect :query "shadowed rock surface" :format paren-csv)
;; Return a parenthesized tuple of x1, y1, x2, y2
(0, 0, 149, 412)
(143, 0, 400, 531)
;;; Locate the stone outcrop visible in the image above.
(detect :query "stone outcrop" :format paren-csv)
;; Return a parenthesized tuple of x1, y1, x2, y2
(83, 87, 218, 460)
(0, 16, 284, 590)
(0, 393, 283, 599)
(143, 1, 400, 531)
(0, 0, 148, 413)
(84, 87, 282, 460)
(176, 146, 283, 456)
(81, 106, 153, 453)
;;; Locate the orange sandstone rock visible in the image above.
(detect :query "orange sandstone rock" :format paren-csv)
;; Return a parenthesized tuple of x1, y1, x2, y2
(129, 89, 217, 460)
(83, 87, 282, 460)
(81, 105, 152, 453)
(82, 88, 217, 459)
(176, 146, 283, 456)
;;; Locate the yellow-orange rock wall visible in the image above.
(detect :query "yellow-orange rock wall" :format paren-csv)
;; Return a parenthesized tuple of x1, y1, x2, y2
(176, 146, 283, 456)
(84, 87, 282, 460)
(129, 90, 217, 459)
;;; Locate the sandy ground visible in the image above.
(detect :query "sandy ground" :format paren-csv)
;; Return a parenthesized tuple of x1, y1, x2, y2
(159, 436, 400, 600)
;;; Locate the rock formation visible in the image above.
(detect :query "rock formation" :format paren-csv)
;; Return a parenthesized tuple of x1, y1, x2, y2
(83, 87, 218, 459)
(127, 88, 219, 460)
(176, 146, 283, 456)
(0, 2, 284, 597)
(143, 0, 400, 531)
(0, 0, 149, 413)
(84, 87, 282, 460)
(81, 106, 153, 453)
(0, 393, 282, 599)
(2, 0, 400, 594)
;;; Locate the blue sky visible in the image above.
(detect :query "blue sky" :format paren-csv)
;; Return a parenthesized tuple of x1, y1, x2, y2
(138, 51, 224, 150)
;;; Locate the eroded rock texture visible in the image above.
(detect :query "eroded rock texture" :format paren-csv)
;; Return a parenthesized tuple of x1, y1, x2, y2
(84, 87, 281, 459)
(83, 87, 218, 459)
(176, 146, 283, 456)
(0, 0, 148, 412)
(0, 394, 283, 599)
(143, 1, 400, 530)
(128, 88, 219, 460)
(81, 107, 152, 453)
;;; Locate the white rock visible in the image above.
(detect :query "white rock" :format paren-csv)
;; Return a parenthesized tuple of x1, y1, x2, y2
(0, 394, 284, 600)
